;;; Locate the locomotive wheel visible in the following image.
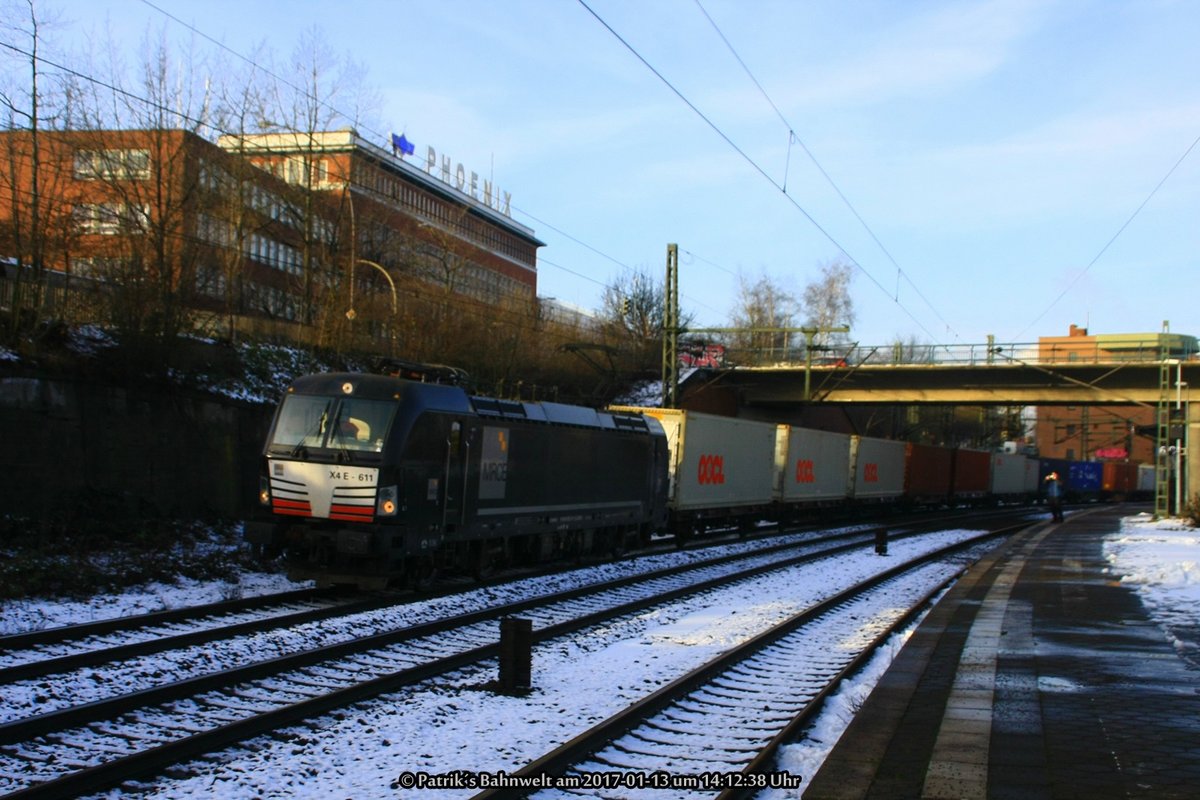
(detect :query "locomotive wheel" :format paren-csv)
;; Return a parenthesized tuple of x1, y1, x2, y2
(407, 556, 439, 591)
(608, 528, 628, 559)
(470, 539, 505, 581)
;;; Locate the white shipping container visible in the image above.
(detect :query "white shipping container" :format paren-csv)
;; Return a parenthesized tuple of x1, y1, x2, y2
(1137, 463, 1156, 494)
(1024, 457, 1040, 494)
(775, 426, 852, 503)
(609, 407, 777, 511)
(849, 436, 907, 499)
(990, 452, 1032, 496)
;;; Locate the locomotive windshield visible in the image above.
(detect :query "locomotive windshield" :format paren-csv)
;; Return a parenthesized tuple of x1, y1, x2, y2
(269, 394, 396, 455)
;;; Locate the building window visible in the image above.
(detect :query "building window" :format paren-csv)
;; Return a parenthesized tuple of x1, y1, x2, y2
(73, 202, 149, 235)
(70, 256, 125, 278)
(196, 264, 228, 298)
(74, 149, 151, 180)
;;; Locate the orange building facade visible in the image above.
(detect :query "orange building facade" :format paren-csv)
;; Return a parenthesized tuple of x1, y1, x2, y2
(1034, 324, 1198, 464)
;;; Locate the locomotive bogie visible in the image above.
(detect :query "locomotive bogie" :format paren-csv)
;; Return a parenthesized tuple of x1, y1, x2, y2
(254, 374, 666, 586)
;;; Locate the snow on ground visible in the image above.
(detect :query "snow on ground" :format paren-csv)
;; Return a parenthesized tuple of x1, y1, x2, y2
(2, 513, 1194, 798)
(762, 511, 1200, 798)
(123, 531, 977, 799)
(0, 572, 310, 636)
(1105, 512, 1200, 665)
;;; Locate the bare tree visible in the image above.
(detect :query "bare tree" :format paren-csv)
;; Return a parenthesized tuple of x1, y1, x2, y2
(197, 45, 283, 341)
(0, 0, 74, 342)
(68, 24, 217, 346)
(260, 25, 380, 344)
(600, 266, 688, 375)
(802, 258, 855, 348)
(881, 334, 936, 364)
(728, 270, 800, 364)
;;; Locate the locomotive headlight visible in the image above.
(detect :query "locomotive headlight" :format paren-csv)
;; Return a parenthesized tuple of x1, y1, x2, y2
(377, 485, 399, 516)
(258, 477, 271, 506)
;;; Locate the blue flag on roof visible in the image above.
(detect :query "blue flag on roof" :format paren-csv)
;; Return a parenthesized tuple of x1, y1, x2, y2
(391, 133, 415, 157)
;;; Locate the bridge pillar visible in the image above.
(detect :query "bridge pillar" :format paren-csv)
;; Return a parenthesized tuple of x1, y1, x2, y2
(1189, 402, 1200, 513)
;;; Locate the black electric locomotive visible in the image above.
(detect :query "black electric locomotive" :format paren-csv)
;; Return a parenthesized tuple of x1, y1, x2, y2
(247, 373, 669, 588)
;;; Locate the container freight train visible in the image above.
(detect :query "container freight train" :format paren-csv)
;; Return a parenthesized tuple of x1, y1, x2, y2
(246, 373, 1114, 588)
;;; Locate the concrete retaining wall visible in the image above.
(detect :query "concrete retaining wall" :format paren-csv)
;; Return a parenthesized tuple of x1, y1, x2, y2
(0, 375, 272, 519)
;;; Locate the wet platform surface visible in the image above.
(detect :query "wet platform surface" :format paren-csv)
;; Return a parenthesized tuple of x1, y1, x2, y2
(804, 505, 1200, 799)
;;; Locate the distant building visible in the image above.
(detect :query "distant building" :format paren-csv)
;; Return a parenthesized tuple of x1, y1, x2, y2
(538, 297, 598, 329)
(217, 130, 543, 305)
(0, 127, 543, 332)
(0, 127, 317, 323)
(1034, 324, 1198, 463)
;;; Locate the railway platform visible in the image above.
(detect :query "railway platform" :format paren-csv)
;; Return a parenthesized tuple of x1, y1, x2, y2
(803, 504, 1200, 800)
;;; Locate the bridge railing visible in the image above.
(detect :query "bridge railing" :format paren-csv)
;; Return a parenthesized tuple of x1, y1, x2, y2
(724, 339, 1196, 369)
(842, 340, 1191, 367)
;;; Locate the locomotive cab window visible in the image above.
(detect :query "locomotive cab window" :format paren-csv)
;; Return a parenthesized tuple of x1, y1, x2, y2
(269, 395, 396, 455)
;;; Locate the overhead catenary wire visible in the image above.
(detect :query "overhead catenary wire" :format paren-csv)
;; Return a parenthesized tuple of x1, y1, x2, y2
(2, 36, 735, 334)
(575, 0, 947, 349)
(691, 0, 960, 344)
(134, 0, 686, 316)
(65, 1, 937, 340)
(3, 16, 693, 324)
(0, 46, 613, 351)
(1012, 128, 1200, 341)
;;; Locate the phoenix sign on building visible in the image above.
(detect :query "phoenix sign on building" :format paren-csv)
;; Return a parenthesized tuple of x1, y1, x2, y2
(217, 129, 542, 305)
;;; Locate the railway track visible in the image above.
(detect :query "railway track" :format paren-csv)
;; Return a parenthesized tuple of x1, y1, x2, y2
(0, 586, 418, 684)
(0, 513, 1031, 798)
(472, 526, 1026, 799)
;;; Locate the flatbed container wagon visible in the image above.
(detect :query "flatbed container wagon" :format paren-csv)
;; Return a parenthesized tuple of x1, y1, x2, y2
(1068, 461, 1103, 498)
(1137, 464, 1156, 496)
(990, 453, 1036, 500)
(1101, 462, 1138, 498)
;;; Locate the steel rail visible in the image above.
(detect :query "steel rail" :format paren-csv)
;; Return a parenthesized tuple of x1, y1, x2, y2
(0, 586, 347, 651)
(0, 522, 949, 799)
(0, 591, 409, 683)
(469, 522, 1027, 799)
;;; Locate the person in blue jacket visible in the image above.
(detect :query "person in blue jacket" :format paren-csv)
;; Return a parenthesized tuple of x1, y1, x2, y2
(1045, 471, 1064, 522)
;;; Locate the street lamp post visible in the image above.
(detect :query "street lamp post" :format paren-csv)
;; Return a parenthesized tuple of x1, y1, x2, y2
(346, 258, 399, 354)
(343, 184, 399, 353)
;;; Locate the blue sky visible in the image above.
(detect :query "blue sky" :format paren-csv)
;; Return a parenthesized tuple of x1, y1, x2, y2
(23, 0, 1200, 347)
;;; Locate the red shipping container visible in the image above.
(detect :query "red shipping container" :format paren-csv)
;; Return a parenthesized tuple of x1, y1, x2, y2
(904, 443, 954, 502)
(952, 449, 991, 499)
(1101, 462, 1137, 496)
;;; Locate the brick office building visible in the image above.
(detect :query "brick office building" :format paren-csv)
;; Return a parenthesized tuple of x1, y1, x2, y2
(1034, 324, 1198, 463)
(217, 129, 542, 305)
(0, 127, 340, 327)
(1, 127, 542, 334)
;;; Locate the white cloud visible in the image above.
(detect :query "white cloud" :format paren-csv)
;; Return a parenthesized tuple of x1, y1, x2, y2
(783, 0, 1051, 108)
